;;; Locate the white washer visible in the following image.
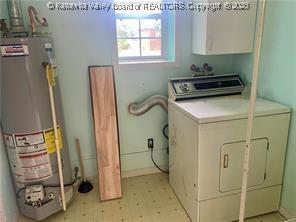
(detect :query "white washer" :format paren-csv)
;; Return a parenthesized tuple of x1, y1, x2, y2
(168, 95, 290, 222)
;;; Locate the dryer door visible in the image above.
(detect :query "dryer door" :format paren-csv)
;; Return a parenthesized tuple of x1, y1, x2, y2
(219, 138, 268, 192)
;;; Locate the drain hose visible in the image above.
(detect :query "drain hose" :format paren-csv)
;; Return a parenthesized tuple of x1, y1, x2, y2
(128, 95, 169, 173)
(128, 95, 168, 115)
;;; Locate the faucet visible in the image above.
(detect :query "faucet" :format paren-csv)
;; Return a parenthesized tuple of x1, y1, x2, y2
(191, 63, 213, 77)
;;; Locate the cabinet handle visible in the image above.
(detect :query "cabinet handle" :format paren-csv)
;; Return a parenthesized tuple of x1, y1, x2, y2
(223, 154, 229, 168)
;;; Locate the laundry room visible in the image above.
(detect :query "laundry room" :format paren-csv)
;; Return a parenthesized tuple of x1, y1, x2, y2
(0, 0, 295, 222)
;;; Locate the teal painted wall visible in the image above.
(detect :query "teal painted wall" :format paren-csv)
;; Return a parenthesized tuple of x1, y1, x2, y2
(234, 0, 296, 216)
(1, 0, 295, 219)
(0, 2, 19, 222)
(0, 0, 235, 177)
(0, 2, 234, 218)
(0, 130, 18, 222)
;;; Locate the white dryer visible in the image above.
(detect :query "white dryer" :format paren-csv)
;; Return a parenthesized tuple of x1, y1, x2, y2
(168, 75, 291, 222)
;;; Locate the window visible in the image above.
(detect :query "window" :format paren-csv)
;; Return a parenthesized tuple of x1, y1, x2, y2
(114, 0, 175, 63)
(117, 19, 162, 57)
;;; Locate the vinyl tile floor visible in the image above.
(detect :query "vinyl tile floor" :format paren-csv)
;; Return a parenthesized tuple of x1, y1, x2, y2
(18, 173, 286, 222)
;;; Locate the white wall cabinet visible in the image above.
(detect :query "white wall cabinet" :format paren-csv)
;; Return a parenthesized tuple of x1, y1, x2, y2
(192, 0, 257, 55)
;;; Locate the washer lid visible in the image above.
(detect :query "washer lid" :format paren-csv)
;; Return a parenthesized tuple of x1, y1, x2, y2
(169, 95, 291, 123)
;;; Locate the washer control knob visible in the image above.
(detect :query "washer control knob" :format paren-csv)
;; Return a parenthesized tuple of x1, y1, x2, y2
(179, 83, 190, 92)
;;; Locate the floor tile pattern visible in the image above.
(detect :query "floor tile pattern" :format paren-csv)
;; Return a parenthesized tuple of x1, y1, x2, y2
(18, 173, 286, 222)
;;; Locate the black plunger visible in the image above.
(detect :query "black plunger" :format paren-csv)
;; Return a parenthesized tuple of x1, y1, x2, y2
(76, 138, 93, 193)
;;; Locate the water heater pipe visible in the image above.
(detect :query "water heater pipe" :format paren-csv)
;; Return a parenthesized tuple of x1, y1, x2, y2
(45, 64, 67, 211)
(6, 0, 24, 29)
(28, 6, 48, 35)
(238, 0, 267, 221)
(128, 95, 168, 115)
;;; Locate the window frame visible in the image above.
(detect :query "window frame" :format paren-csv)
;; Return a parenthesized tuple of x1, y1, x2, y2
(115, 8, 172, 63)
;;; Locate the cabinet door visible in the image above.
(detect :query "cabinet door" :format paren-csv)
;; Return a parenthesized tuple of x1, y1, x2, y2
(219, 138, 268, 192)
(192, 0, 257, 55)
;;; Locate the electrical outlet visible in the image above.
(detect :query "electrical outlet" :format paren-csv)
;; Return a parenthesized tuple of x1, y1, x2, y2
(148, 138, 154, 149)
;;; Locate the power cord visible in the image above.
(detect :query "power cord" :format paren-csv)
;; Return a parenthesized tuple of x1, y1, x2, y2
(162, 124, 168, 139)
(150, 124, 169, 174)
(151, 148, 169, 174)
(162, 124, 169, 155)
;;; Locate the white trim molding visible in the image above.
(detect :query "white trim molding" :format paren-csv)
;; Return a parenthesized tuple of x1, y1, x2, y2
(83, 167, 167, 182)
(121, 166, 167, 178)
(279, 207, 296, 220)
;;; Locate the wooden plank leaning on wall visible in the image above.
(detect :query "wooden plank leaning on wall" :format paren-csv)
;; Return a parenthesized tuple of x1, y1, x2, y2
(89, 66, 122, 201)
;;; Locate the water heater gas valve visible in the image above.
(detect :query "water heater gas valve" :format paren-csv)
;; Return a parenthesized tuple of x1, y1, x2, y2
(25, 185, 45, 207)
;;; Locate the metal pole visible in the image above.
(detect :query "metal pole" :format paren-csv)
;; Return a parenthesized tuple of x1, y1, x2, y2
(239, 0, 267, 221)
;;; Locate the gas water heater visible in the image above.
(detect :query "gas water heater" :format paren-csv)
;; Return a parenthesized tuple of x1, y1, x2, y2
(0, 38, 73, 221)
(0, 0, 74, 220)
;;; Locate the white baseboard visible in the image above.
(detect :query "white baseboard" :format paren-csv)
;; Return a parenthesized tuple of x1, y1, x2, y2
(279, 207, 296, 220)
(121, 166, 168, 178)
(81, 166, 167, 184)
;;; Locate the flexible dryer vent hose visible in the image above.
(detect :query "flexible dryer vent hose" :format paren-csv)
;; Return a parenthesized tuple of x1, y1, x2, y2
(128, 95, 168, 115)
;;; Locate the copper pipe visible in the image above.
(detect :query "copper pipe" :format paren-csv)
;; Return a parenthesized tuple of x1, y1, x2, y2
(28, 6, 48, 35)
(28, 6, 36, 34)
